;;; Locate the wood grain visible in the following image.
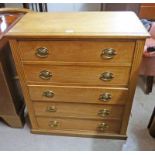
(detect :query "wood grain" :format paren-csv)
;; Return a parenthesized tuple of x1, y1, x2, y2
(0, 8, 32, 13)
(0, 12, 26, 128)
(18, 40, 135, 64)
(120, 40, 145, 134)
(23, 64, 130, 86)
(0, 115, 24, 128)
(33, 102, 124, 119)
(7, 12, 148, 138)
(139, 4, 155, 20)
(31, 128, 127, 139)
(28, 85, 128, 104)
(9, 40, 38, 129)
(36, 117, 121, 134)
(6, 12, 149, 39)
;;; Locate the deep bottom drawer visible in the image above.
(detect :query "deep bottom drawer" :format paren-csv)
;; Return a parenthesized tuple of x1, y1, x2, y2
(36, 117, 121, 134)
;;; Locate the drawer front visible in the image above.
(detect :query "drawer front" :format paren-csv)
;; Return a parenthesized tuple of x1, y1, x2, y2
(33, 102, 124, 119)
(36, 117, 121, 134)
(28, 85, 128, 104)
(18, 41, 135, 64)
(23, 65, 130, 86)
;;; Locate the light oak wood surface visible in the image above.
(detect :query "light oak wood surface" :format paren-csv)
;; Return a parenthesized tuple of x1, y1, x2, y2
(9, 39, 38, 129)
(36, 117, 121, 134)
(7, 12, 148, 139)
(33, 102, 124, 120)
(6, 12, 149, 39)
(23, 64, 130, 86)
(120, 40, 146, 134)
(28, 85, 128, 104)
(31, 128, 127, 139)
(18, 40, 135, 64)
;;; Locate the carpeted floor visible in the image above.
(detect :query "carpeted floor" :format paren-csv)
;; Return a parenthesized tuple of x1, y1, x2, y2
(0, 77, 155, 151)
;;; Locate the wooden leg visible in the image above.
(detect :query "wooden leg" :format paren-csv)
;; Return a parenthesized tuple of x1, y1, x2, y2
(0, 115, 25, 128)
(148, 118, 155, 138)
(0, 106, 25, 128)
(146, 76, 154, 94)
(148, 107, 155, 138)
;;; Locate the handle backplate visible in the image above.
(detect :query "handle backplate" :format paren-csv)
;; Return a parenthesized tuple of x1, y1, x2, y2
(43, 90, 54, 98)
(98, 122, 109, 132)
(35, 47, 48, 58)
(98, 109, 110, 117)
(101, 48, 117, 59)
(46, 106, 57, 112)
(49, 120, 59, 128)
(100, 72, 114, 81)
(39, 70, 52, 80)
(99, 93, 112, 102)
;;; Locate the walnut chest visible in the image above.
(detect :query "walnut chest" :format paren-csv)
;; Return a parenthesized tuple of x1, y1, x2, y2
(6, 12, 149, 139)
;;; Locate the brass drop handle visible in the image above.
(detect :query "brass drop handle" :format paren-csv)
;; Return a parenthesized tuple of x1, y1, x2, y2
(100, 72, 114, 81)
(43, 90, 54, 98)
(46, 106, 57, 112)
(101, 48, 117, 59)
(98, 109, 110, 117)
(35, 47, 48, 58)
(98, 123, 109, 132)
(99, 93, 112, 102)
(49, 120, 59, 128)
(39, 70, 52, 80)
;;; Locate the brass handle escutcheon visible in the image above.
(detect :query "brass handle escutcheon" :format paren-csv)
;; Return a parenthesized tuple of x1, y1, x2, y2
(98, 109, 110, 117)
(98, 123, 109, 132)
(46, 106, 57, 112)
(100, 72, 114, 81)
(43, 90, 54, 98)
(49, 120, 59, 128)
(39, 70, 52, 80)
(99, 93, 112, 102)
(101, 48, 117, 59)
(35, 47, 48, 58)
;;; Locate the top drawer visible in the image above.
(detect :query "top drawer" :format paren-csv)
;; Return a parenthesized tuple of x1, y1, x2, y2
(18, 41, 135, 64)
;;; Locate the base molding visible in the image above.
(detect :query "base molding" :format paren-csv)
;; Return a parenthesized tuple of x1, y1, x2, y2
(31, 128, 127, 140)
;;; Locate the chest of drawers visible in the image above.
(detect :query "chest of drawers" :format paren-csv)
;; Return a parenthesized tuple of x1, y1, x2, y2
(6, 12, 149, 139)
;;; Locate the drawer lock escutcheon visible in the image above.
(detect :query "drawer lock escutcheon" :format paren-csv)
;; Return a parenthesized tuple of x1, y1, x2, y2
(98, 123, 109, 132)
(35, 47, 49, 58)
(101, 48, 117, 59)
(43, 90, 54, 98)
(39, 70, 52, 80)
(46, 106, 57, 112)
(100, 72, 114, 81)
(99, 93, 112, 102)
(49, 120, 59, 128)
(98, 109, 110, 117)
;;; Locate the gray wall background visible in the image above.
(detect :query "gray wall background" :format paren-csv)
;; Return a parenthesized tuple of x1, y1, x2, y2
(4, 3, 140, 14)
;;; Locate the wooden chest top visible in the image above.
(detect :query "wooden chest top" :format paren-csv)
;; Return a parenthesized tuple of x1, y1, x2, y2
(6, 12, 149, 39)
